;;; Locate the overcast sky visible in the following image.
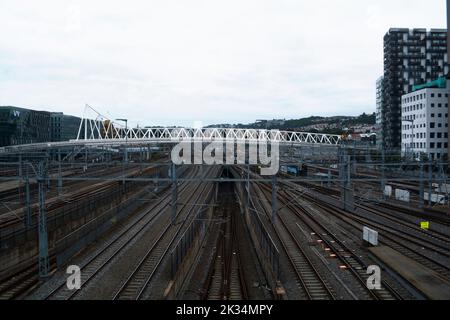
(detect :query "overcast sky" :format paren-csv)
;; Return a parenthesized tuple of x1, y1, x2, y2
(0, 1, 446, 127)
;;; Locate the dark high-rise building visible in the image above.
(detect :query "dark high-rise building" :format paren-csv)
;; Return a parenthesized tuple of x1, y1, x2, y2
(0, 106, 51, 147)
(381, 28, 448, 150)
(0, 106, 82, 147)
(50, 112, 82, 142)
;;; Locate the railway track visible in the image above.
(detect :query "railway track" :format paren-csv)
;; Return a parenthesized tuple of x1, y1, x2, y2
(275, 187, 403, 300)
(374, 201, 450, 228)
(240, 167, 406, 299)
(301, 167, 450, 226)
(0, 165, 173, 300)
(352, 205, 450, 255)
(289, 186, 450, 281)
(299, 185, 450, 256)
(283, 180, 450, 261)
(112, 171, 216, 300)
(0, 257, 57, 300)
(0, 164, 158, 229)
(43, 167, 202, 300)
(253, 183, 336, 300)
(0, 164, 130, 212)
(203, 188, 248, 300)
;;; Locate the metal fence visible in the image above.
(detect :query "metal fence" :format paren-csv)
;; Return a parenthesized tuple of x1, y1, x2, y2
(248, 195, 280, 278)
(170, 188, 213, 279)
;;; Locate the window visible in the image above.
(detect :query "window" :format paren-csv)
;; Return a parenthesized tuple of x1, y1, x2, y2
(430, 122, 435, 128)
(438, 93, 442, 98)
(445, 143, 448, 148)
(438, 113, 442, 118)
(430, 132, 435, 138)
(431, 113, 435, 117)
(437, 133, 442, 138)
(437, 142, 442, 148)
(431, 93, 435, 97)
(438, 103, 442, 108)
(438, 123, 442, 128)
(430, 142, 435, 148)
(431, 103, 435, 108)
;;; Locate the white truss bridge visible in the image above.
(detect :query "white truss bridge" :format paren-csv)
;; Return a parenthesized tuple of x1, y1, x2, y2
(76, 119, 341, 146)
(73, 104, 342, 146)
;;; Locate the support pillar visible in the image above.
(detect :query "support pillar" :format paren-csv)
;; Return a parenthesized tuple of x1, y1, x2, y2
(18, 153, 22, 177)
(37, 162, 50, 278)
(327, 170, 331, 188)
(139, 147, 143, 173)
(57, 149, 62, 195)
(341, 154, 354, 211)
(71, 147, 75, 169)
(171, 164, 178, 225)
(246, 164, 250, 211)
(154, 170, 160, 193)
(428, 159, 433, 206)
(419, 163, 424, 209)
(24, 165, 32, 228)
(271, 175, 278, 223)
(381, 149, 386, 200)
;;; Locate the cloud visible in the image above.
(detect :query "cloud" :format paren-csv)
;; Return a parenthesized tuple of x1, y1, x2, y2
(0, 0, 446, 126)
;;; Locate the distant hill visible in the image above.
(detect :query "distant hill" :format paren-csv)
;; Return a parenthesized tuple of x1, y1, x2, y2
(205, 113, 376, 135)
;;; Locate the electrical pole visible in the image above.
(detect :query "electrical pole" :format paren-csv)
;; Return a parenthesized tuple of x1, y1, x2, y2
(171, 163, 178, 225)
(271, 175, 278, 223)
(37, 161, 50, 278)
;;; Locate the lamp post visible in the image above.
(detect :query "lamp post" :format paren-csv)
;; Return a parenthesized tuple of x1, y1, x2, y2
(116, 118, 128, 163)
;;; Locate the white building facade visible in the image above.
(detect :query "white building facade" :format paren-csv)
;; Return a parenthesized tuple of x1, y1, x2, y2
(401, 81, 450, 160)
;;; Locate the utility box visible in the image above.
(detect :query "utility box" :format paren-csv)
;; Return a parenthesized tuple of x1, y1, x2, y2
(424, 192, 446, 204)
(384, 185, 392, 197)
(395, 189, 410, 202)
(363, 226, 378, 246)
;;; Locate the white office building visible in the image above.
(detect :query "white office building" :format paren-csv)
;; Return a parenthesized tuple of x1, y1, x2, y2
(401, 79, 450, 160)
